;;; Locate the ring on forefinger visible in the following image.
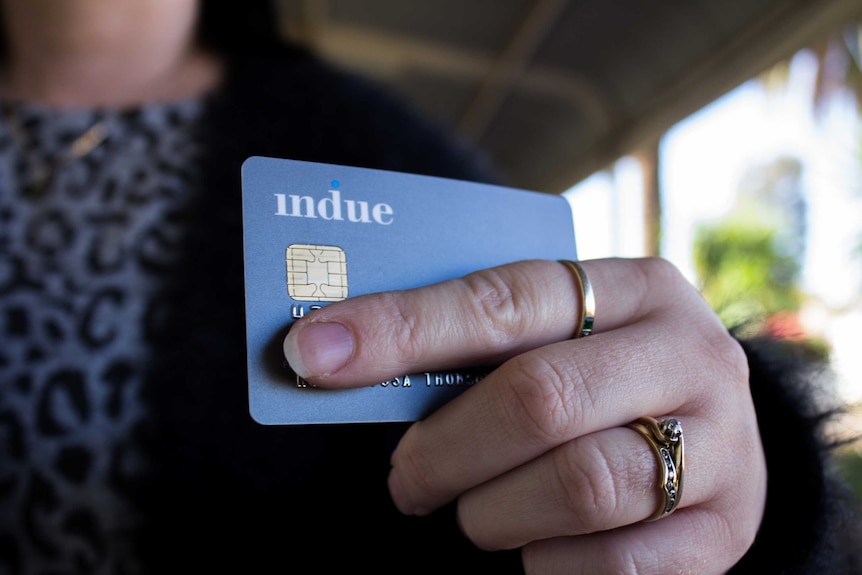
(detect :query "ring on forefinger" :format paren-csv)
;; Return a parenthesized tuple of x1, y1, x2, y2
(559, 260, 595, 338)
(626, 416, 685, 521)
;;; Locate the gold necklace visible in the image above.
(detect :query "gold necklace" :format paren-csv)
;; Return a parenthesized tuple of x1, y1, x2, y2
(2, 106, 112, 198)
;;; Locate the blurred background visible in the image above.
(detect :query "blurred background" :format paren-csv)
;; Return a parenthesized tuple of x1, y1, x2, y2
(274, 0, 862, 496)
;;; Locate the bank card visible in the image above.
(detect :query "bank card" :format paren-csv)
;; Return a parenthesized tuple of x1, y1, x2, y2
(241, 156, 578, 425)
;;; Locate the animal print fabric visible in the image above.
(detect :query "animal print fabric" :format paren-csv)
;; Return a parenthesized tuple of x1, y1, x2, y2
(0, 98, 206, 574)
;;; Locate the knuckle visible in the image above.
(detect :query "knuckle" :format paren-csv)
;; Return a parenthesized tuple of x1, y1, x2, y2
(687, 324, 751, 411)
(458, 267, 533, 349)
(636, 256, 707, 314)
(377, 291, 425, 365)
(634, 257, 752, 406)
(636, 256, 688, 293)
(556, 437, 623, 530)
(705, 331, 749, 387)
(500, 353, 591, 446)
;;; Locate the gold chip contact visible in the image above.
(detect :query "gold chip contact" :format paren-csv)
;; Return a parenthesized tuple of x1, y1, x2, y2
(285, 243, 348, 301)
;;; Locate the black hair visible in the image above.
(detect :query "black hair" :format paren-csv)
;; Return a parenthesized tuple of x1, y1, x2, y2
(196, 0, 294, 57)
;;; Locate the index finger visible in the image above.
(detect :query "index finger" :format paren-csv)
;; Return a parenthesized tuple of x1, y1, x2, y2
(282, 257, 708, 387)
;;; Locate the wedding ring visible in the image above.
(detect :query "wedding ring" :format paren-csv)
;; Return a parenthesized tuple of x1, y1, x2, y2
(626, 416, 685, 521)
(559, 260, 595, 338)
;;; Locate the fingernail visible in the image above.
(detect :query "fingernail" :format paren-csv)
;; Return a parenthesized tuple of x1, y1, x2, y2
(282, 322, 354, 378)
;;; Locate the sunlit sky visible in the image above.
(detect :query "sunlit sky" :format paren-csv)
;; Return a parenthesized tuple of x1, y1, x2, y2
(564, 49, 862, 403)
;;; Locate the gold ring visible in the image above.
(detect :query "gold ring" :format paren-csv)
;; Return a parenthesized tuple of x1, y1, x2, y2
(559, 260, 595, 338)
(626, 416, 685, 521)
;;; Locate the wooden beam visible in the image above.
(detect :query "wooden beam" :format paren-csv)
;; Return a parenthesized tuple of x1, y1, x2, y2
(305, 21, 617, 135)
(457, 0, 571, 142)
(636, 140, 662, 257)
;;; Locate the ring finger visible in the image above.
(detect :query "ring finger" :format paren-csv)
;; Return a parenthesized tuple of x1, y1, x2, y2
(456, 417, 702, 551)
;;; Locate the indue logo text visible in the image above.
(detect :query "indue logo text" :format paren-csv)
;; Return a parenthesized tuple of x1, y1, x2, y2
(274, 180, 394, 225)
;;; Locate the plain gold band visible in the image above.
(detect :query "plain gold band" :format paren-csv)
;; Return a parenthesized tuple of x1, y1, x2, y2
(559, 260, 595, 338)
(626, 416, 685, 521)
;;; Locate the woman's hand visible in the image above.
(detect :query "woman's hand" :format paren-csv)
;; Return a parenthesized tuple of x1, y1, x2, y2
(283, 257, 767, 574)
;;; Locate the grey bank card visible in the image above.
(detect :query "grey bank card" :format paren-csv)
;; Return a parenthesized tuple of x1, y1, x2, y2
(241, 156, 578, 425)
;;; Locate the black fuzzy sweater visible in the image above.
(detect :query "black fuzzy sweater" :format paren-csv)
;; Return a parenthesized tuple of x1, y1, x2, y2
(136, 48, 862, 573)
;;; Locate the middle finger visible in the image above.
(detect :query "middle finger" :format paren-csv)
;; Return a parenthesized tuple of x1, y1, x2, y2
(386, 317, 724, 516)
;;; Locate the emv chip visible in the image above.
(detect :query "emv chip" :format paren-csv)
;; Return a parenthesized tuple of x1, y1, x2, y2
(286, 243, 348, 302)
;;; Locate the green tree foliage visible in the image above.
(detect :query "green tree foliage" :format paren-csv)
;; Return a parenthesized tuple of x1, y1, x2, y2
(693, 218, 802, 331)
(693, 155, 807, 333)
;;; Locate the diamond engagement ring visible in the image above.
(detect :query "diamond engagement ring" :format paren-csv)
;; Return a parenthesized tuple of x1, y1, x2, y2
(626, 416, 685, 521)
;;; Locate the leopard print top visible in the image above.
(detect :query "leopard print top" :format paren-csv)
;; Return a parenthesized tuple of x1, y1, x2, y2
(0, 98, 207, 574)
